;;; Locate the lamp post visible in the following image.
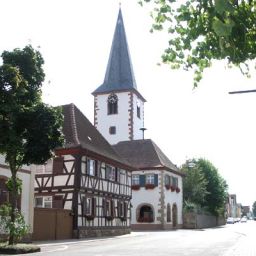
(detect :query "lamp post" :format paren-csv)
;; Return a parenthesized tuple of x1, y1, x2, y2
(140, 128, 147, 140)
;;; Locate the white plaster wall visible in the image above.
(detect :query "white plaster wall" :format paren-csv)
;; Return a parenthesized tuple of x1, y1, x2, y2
(164, 170, 183, 225)
(95, 92, 130, 144)
(0, 154, 6, 164)
(132, 94, 144, 140)
(131, 170, 161, 224)
(0, 159, 34, 231)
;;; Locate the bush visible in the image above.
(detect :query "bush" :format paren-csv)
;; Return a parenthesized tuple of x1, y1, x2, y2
(0, 204, 28, 244)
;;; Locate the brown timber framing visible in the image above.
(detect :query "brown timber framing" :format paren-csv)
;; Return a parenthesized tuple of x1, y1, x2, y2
(35, 146, 133, 238)
(72, 155, 82, 232)
(55, 147, 134, 172)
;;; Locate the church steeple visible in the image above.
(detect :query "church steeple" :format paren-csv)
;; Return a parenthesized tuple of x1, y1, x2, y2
(92, 7, 146, 145)
(93, 7, 139, 95)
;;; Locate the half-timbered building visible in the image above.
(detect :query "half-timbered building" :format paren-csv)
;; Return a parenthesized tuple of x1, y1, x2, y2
(34, 104, 135, 239)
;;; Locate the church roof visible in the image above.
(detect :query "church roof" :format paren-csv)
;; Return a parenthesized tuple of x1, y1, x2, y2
(60, 103, 134, 169)
(92, 8, 144, 100)
(113, 139, 183, 175)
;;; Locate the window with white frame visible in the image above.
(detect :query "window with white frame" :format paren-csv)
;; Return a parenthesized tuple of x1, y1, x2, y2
(106, 165, 116, 181)
(118, 201, 127, 219)
(35, 196, 52, 208)
(146, 174, 154, 185)
(132, 174, 139, 185)
(87, 159, 96, 176)
(104, 199, 113, 218)
(83, 197, 94, 216)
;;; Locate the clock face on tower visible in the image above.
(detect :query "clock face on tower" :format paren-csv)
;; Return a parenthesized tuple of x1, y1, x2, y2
(108, 93, 118, 104)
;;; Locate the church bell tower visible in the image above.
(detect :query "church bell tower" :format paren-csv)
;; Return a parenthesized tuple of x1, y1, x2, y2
(92, 7, 146, 145)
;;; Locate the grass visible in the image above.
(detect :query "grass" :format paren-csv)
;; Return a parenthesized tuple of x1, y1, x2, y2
(0, 242, 41, 254)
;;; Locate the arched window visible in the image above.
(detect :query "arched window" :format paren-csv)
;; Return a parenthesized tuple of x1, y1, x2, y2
(137, 205, 154, 223)
(107, 93, 118, 115)
(167, 203, 171, 222)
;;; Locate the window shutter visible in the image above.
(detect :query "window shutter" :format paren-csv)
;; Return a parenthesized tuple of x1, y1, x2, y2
(52, 195, 63, 209)
(102, 199, 106, 217)
(117, 201, 120, 217)
(111, 200, 115, 217)
(124, 202, 128, 219)
(82, 197, 86, 216)
(53, 157, 64, 174)
(92, 198, 96, 217)
(139, 175, 145, 186)
(95, 161, 98, 177)
(86, 159, 90, 175)
(154, 174, 158, 186)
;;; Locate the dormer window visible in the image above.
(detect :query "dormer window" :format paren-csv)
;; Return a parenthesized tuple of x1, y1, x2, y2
(137, 100, 141, 119)
(108, 93, 118, 115)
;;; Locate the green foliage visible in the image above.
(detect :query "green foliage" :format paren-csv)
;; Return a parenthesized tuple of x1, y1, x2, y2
(0, 45, 64, 244)
(183, 200, 198, 213)
(181, 158, 228, 216)
(196, 158, 228, 216)
(141, 0, 256, 86)
(0, 204, 28, 244)
(252, 201, 256, 216)
(6, 178, 22, 195)
(181, 159, 209, 206)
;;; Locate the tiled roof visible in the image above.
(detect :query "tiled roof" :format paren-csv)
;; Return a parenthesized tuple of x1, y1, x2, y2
(61, 103, 132, 168)
(113, 139, 183, 175)
(92, 8, 139, 96)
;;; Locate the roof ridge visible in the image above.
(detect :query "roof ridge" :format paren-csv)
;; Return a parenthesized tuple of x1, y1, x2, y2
(69, 103, 80, 145)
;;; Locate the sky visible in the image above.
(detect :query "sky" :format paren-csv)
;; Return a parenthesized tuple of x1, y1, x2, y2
(1, 0, 256, 208)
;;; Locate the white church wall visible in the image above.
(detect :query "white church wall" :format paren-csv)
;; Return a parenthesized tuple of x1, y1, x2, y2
(132, 93, 144, 140)
(95, 92, 130, 144)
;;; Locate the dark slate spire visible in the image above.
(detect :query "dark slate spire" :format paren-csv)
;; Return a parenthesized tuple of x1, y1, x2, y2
(92, 7, 138, 95)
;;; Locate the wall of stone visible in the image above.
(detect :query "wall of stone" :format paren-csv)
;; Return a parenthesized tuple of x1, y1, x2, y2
(77, 227, 131, 239)
(183, 212, 225, 229)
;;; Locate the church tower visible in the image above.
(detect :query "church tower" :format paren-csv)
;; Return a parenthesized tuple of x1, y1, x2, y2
(92, 7, 146, 145)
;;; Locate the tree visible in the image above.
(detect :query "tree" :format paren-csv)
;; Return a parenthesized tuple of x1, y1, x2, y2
(252, 201, 256, 217)
(140, 0, 256, 86)
(196, 158, 228, 216)
(181, 159, 209, 207)
(0, 45, 64, 244)
(181, 158, 228, 216)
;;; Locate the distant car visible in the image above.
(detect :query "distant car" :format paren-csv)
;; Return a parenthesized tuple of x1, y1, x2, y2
(226, 217, 235, 224)
(240, 217, 247, 223)
(234, 218, 240, 223)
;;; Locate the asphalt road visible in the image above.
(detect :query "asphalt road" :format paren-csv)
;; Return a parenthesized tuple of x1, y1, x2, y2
(34, 221, 256, 256)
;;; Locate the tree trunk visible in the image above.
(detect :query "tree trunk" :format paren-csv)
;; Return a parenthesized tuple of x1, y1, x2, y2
(8, 166, 18, 245)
